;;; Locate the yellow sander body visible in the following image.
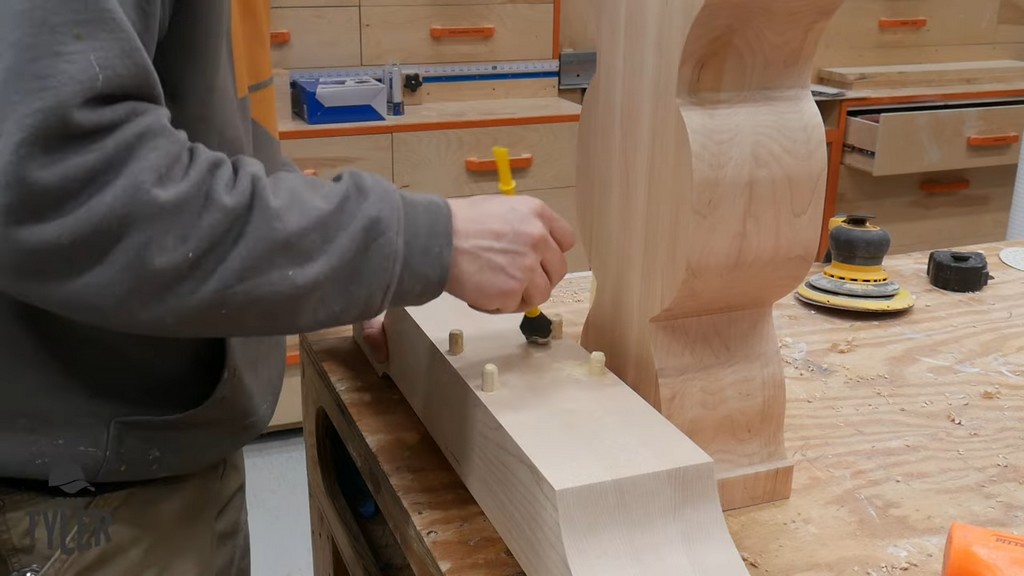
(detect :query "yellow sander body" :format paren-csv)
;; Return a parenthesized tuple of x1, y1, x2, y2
(796, 215, 915, 313)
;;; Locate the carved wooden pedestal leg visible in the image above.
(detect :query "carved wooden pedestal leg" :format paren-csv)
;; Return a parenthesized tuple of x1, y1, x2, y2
(577, 0, 842, 510)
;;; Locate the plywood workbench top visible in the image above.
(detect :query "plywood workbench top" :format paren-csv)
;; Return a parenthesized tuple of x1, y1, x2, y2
(303, 241, 1024, 575)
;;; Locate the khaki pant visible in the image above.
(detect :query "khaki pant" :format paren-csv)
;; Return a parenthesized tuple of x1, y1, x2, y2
(0, 452, 249, 576)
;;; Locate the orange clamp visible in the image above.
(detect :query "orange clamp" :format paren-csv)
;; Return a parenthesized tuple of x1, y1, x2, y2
(967, 133, 1020, 147)
(431, 25, 496, 39)
(270, 30, 292, 45)
(878, 17, 928, 30)
(465, 154, 533, 172)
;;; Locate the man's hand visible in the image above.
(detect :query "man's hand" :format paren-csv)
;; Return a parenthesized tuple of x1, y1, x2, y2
(445, 195, 576, 314)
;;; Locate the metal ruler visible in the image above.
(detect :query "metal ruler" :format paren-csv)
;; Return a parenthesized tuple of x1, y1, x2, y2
(292, 60, 560, 83)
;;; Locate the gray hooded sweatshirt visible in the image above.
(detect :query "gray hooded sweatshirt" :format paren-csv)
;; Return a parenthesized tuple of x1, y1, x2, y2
(0, 0, 452, 485)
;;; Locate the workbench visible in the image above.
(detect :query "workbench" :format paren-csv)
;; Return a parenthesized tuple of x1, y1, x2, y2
(301, 241, 1024, 576)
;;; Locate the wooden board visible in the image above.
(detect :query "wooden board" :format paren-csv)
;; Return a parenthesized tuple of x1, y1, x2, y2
(270, 7, 362, 69)
(267, 364, 303, 432)
(362, 0, 550, 4)
(393, 122, 576, 196)
(278, 97, 581, 140)
(404, 78, 557, 107)
(575, 0, 841, 510)
(273, 0, 357, 6)
(820, 60, 1024, 90)
(360, 5, 553, 65)
(281, 134, 394, 181)
(301, 244, 1024, 574)
(362, 293, 748, 575)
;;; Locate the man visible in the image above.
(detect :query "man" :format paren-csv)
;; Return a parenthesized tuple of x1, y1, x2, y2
(0, 1, 575, 574)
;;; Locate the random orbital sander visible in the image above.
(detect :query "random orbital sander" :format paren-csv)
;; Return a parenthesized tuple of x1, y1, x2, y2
(796, 215, 914, 313)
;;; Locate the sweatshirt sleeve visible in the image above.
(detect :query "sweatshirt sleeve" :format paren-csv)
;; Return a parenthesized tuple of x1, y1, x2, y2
(0, 1, 452, 337)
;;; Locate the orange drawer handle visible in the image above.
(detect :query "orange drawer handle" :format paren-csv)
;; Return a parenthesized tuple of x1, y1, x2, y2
(286, 351, 300, 367)
(302, 169, 319, 177)
(431, 25, 496, 39)
(920, 179, 970, 194)
(465, 154, 533, 172)
(270, 30, 292, 45)
(878, 17, 928, 30)
(967, 133, 1020, 147)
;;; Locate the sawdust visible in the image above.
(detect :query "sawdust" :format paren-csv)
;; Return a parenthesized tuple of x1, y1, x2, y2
(982, 389, 1002, 400)
(830, 336, 857, 354)
(741, 552, 761, 568)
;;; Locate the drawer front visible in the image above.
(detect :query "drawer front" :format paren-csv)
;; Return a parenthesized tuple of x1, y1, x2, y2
(836, 165, 1015, 254)
(526, 187, 588, 272)
(270, 7, 361, 69)
(281, 134, 394, 181)
(361, 5, 553, 65)
(393, 122, 576, 196)
(823, 0, 999, 49)
(843, 104, 1024, 176)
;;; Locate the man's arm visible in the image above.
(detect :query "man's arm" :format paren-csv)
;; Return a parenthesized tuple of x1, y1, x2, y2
(0, 1, 451, 337)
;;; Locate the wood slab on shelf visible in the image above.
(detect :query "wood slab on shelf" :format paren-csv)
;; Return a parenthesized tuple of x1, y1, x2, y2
(279, 98, 582, 140)
(820, 60, 1024, 90)
(358, 293, 747, 575)
(302, 241, 1024, 574)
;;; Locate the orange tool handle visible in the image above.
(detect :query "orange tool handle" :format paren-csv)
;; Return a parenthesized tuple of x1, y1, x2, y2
(302, 169, 319, 177)
(920, 179, 970, 195)
(878, 17, 928, 29)
(431, 25, 496, 39)
(465, 154, 534, 172)
(270, 30, 292, 45)
(943, 523, 1024, 576)
(286, 351, 300, 367)
(967, 133, 1020, 147)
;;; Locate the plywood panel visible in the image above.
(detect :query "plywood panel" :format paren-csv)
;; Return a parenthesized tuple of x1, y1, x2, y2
(361, 5, 553, 65)
(393, 122, 576, 195)
(558, 0, 594, 52)
(281, 134, 394, 181)
(835, 165, 1016, 254)
(270, 7, 361, 69)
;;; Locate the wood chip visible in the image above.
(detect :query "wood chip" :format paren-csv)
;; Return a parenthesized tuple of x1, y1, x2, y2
(982, 389, 1002, 400)
(948, 410, 963, 425)
(830, 337, 856, 354)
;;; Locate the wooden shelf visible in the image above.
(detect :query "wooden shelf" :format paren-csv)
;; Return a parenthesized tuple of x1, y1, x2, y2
(279, 97, 582, 139)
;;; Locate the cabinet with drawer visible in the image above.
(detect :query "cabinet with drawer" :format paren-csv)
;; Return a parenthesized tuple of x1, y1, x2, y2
(270, 7, 361, 69)
(281, 134, 394, 181)
(393, 123, 576, 196)
(835, 164, 1016, 254)
(842, 102, 1024, 176)
(360, 4, 553, 65)
(822, 0, 1000, 51)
